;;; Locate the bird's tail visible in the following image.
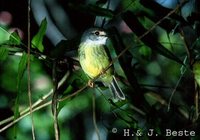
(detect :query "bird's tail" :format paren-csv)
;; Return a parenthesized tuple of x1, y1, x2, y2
(109, 76, 125, 100)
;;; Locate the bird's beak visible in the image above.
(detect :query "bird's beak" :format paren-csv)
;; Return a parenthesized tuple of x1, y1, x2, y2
(99, 31, 107, 37)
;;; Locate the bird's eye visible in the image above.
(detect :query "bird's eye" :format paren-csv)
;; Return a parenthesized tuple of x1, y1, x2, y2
(94, 31, 100, 36)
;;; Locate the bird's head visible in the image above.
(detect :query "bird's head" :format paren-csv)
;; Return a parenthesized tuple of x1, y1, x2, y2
(81, 28, 108, 45)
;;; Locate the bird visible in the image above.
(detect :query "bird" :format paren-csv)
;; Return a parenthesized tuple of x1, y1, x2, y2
(78, 27, 125, 100)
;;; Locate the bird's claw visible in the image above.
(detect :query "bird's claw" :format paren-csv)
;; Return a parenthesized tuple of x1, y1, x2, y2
(88, 80, 94, 88)
(100, 69, 105, 75)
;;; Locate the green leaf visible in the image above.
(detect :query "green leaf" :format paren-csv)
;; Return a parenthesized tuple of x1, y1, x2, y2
(193, 61, 200, 86)
(0, 26, 10, 44)
(122, 0, 154, 17)
(86, 4, 114, 18)
(144, 92, 167, 106)
(63, 85, 74, 95)
(68, 3, 114, 18)
(14, 95, 20, 119)
(14, 52, 28, 121)
(14, 52, 27, 124)
(7, 32, 21, 45)
(139, 45, 152, 59)
(50, 38, 80, 58)
(31, 18, 47, 52)
(0, 26, 21, 45)
(17, 52, 27, 90)
(0, 47, 9, 60)
(122, 11, 184, 65)
(109, 99, 128, 110)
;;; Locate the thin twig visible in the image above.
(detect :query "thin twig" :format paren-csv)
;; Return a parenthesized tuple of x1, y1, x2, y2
(0, 83, 85, 133)
(91, 3, 185, 88)
(52, 61, 60, 140)
(0, 72, 82, 133)
(117, 1, 185, 64)
(92, 93, 101, 140)
(0, 71, 70, 128)
(58, 84, 88, 102)
(0, 1, 185, 133)
(0, 100, 52, 133)
(194, 84, 199, 121)
(27, 0, 36, 139)
(167, 71, 185, 111)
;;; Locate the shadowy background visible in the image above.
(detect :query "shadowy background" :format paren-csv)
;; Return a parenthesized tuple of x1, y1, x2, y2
(0, 0, 200, 140)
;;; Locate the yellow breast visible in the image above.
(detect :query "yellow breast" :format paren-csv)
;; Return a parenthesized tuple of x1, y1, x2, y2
(79, 44, 111, 79)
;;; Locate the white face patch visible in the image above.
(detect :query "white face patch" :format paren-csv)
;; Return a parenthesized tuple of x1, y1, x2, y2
(85, 36, 108, 45)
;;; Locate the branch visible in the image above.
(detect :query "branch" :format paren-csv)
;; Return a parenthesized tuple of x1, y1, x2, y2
(27, 0, 36, 139)
(0, 1, 187, 133)
(0, 71, 70, 131)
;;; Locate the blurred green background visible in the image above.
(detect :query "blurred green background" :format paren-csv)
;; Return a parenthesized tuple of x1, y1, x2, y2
(0, 0, 200, 140)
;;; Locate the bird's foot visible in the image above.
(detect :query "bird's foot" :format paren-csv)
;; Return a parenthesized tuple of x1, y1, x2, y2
(100, 69, 106, 75)
(88, 80, 94, 88)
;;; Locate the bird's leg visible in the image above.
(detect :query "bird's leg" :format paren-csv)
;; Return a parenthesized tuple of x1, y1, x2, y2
(88, 80, 94, 88)
(100, 69, 106, 75)
(88, 69, 106, 88)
